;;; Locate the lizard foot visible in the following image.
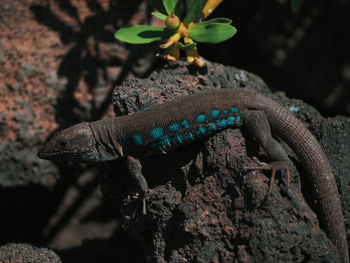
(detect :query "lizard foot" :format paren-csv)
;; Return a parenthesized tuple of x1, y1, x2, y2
(132, 189, 153, 217)
(135, 196, 146, 216)
(131, 193, 147, 218)
(244, 157, 292, 196)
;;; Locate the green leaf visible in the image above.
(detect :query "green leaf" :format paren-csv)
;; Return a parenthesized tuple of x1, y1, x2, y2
(183, 0, 207, 24)
(291, 0, 303, 12)
(147, 0, 166, 14)
(152, 11, 167, 20)
(163, 0, 180, 15)
(178, 42, 196, 50)
(173, 1, 182, 17)
(197, 17, 232, 25)
(187, 22, 237, 44)
(115, 25, 171, 44)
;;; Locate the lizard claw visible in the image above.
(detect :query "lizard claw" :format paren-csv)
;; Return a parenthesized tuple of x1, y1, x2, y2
(134, 189, 153, 217)
(244, 159, 292, 196)
(130, 192, 148, 218)
(141, 197, 146, 215)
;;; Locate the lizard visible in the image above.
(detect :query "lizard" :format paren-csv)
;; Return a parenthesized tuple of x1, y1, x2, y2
(37, 88, 348, 262)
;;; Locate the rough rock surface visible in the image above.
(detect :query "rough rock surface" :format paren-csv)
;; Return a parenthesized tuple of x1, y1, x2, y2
(0, 243, 61, 263)
(104, 60, 349, 262)
(0, 1, 151, 260)
(1, 1, 349, 262)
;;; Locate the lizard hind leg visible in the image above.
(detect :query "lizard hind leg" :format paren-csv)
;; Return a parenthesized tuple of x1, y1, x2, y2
(241, 111, 292, 195)
(126, 155, 149, 215)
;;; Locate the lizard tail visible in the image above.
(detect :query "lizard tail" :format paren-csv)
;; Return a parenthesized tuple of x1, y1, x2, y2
(252, 93, 348, 263)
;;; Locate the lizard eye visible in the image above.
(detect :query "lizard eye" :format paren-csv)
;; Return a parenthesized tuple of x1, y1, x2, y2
(60, 141, 67, 147)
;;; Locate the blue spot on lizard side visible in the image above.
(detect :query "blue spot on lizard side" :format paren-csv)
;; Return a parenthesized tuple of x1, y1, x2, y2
(231, 106, 238, 113)
(186, 132, 195, 140)
(181, 120, 190, 129)
(150, 127, 164, 139)
(169, 122, 181, 132)
(173, 134, 185, 144)
(216, 118, 228, 128)
(209, 122, 217, 130)
(211, 109, 220, 118)
(236, 114, 241, 125)
(198, 126, 207, 134)
(133, 135, 144, 146)
(158, 136, 172, 150)
(196, 114, 206, 123)
(136, 107, 149, 112)
(227, 116, 235, 125)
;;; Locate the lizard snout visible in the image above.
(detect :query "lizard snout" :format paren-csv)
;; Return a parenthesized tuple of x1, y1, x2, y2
(37, 146, 48, 159)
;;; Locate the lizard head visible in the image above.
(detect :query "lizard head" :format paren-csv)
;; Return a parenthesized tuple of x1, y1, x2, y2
(38, 122, 99, 162)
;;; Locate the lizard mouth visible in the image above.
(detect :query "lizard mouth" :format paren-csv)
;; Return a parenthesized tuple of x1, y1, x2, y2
(37, 147, 45, 159)
(37, 146, 88, 161)
(37, 146, 53, 160)
(37, 147, 70, 160)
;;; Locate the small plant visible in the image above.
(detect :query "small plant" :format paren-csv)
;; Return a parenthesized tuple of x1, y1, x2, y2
(114, 0, 236, 67)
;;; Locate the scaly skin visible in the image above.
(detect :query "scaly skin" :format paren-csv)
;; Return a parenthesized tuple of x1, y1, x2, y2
(38, 89, 348, 262)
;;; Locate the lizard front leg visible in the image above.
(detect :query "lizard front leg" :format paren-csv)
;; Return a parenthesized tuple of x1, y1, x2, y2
(126, 155, 148, 215)
(241, 111, 292, 195)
